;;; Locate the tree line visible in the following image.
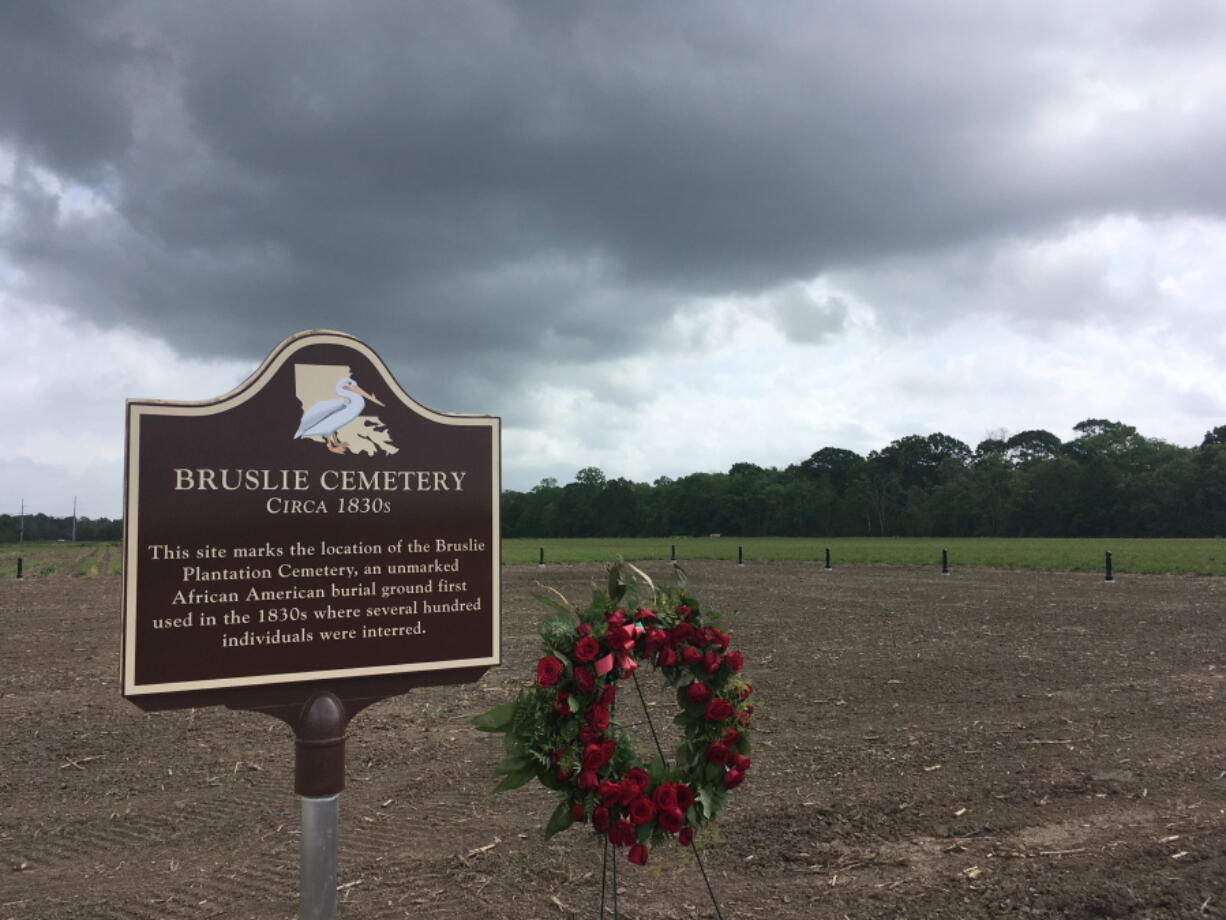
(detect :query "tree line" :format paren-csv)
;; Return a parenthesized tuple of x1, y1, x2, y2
(0, 513, 122, 543)
(502, 420, 1226, 539)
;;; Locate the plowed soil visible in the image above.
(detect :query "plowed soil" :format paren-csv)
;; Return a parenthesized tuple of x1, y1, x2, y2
(3, 562, 1225, 919)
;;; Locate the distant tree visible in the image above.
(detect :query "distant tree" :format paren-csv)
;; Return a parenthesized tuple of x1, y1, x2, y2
(1067, 419, 1142, 458)
(1004, 429, 1062, 466)
(1201, 425, 1226, 447)
(494, 418, 1216, 540)
(974, 437, 1007, 462)
(574, 467, 606, 487)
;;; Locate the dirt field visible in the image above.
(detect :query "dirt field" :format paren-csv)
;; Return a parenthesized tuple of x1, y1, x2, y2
(3, 562, 1225, 919)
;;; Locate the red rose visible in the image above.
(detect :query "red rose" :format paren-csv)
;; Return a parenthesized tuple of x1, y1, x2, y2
(672, 622, 696, 644)
(578, 725, 602, 744)
(653, 783, 679, 811)
(732, 754, 752, 772)
(725, 650, 744, 673)
(550, 749, 563, 764)
(574, 665, 596, 694)
(587, 705, 610, 731)
(624, 767, 650, 796)
(553, 691, 572, 715)
(739, 683, 753, 700)
(678, 827, 694, 846)
(629, 796, 657, 825)
(658, 806, 684, 832)
(601, 738, 616, 762)
(702, 651, 722, 673)
(605, 609, 626, 627)
(635, 607, 657, 622)
(704, 698, 735, 722)
(577, 623, 592, 637)
(609, 819, 635, 846)
(675, 784, 695, 810)
(578, 770, 599, 791)
(645, 628, 668, 650)
(705, 742, 731, 765)
(714, 629, 730, 651)
(537, 656, 563, 687)
(722, 728, 742, 746)
(684, 682, 711, 704)
(674, 604, 692, 619)
(628, 843, 649, 866)
(571, 803, 586, 821)
(574, 636, 600, 662)
(657, 647, 677, 667)
(583, 744, 606, 770)
(600, 685, 617, 705)
(723, 769, 745, 790)
(599, 780, 621, 805)
(592, 806, 610, 832)
(680, 647, 702, 666)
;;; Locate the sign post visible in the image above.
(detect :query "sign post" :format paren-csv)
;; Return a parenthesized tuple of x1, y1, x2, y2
(122, 330, 500, 917)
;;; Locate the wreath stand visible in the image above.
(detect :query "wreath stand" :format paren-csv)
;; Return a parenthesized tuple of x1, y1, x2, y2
(597, 670, 726, 920)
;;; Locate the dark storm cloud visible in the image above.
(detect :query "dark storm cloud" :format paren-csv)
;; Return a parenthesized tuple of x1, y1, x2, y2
(0, 1, 140, 178)
(3, 0, 1224, 406)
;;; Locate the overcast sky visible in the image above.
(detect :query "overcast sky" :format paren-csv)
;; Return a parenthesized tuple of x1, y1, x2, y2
(3, 1, 1224, 520)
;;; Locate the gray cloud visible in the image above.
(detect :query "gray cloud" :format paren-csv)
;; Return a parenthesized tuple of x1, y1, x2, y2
(2, 0, 1225, 417)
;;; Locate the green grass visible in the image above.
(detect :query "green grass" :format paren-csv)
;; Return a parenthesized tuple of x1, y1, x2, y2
(72, 545, 101, 577)
(0, 541, 74, 577)
(504, 537, 1226, 575)
(2, 537, 1223, 576)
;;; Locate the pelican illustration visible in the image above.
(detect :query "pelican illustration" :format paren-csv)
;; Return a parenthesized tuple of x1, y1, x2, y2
(294, 376, 386, 454)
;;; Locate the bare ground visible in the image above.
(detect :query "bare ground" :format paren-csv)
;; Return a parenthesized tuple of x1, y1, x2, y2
(2, 562, 1226, 919)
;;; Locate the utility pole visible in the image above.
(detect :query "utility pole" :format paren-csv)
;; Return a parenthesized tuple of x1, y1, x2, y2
(72, 496, 77, 541)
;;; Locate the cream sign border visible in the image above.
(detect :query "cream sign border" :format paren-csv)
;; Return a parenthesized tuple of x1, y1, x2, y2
(122, 329, 501, 696)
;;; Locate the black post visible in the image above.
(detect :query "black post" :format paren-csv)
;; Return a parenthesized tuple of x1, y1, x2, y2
(671, 544, 676, 562)
(538, 547, 545, 568)
(941, 548, 950, 576)
(15, 557, 22, 579)
(1104, 550, 1114, 583)
(824, 547, 832, 571)
(737, 545, 744, 567)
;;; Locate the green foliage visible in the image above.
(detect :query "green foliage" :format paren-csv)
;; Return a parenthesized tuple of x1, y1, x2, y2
(471, 700, 516, 733)
(544, 801, 574, 839)
(501, 420, 1226, 541)
(0, 514, 122, 543)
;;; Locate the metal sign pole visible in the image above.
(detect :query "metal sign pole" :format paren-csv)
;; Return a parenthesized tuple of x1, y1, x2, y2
(301, 793, 339, 919)
(294, 691, 348, 920)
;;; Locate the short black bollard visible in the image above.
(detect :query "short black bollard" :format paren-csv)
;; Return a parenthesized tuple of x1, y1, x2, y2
(670, 544, 676, 563)
(1104, 550, 1114, 583)
(15, 557, 22, 579)
(538, 547, 545, 568)
(824, 547, 832, 571)
(941, 548, 950, 576)
(737, 545, 744, 567)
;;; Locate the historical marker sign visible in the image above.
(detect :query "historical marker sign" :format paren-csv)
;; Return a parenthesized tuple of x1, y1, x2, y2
(122, 330, 500, 698)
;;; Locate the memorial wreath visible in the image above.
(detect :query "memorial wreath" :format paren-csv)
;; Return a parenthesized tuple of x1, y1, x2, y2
(474, 561, 753, 867)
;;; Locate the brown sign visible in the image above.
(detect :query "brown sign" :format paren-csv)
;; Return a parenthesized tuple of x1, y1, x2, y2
(122, 330, 500, 698)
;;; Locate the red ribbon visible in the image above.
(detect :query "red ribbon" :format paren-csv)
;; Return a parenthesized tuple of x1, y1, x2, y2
(595, 623, 645, 676)
(610, 623, 647, 672)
